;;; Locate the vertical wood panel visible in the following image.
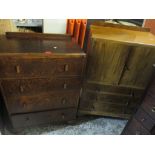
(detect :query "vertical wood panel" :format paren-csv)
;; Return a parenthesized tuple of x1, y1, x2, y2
(120, 46, 155, 88)
(86, 39, 130, 85)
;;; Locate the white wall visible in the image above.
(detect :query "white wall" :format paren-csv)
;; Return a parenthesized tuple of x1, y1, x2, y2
(43, 19, 67, 34)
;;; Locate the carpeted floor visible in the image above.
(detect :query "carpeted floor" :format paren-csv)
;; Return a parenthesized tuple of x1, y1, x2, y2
(0, 116, 128, 135)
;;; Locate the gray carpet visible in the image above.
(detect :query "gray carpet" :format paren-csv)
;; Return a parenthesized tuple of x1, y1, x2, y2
(7, 116, 127, 135)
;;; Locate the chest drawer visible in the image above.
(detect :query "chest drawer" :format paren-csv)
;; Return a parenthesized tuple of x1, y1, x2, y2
(5, 90, 80, 114)
(1, 77, 82, 96)
(141, 95, 155, 121)
(0, 57, 85, 78)
(135, 108, 155, 131)
(11, 108, 77, 129)
(79, 99, 136, 119)
(125, 118, 150, 135)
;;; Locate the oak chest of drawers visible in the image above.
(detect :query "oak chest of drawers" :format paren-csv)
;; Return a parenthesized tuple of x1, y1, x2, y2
(0, 32, 86, 131)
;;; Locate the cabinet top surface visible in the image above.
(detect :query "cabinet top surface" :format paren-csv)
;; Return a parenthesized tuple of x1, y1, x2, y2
(91, 25, 155, 47)
(0, 33, 84, 54)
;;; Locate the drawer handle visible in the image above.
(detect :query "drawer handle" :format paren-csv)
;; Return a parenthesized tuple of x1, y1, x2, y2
(63, 83, 67, 89)
(15, 65, 20, 73)
(53, 46, 57, 49)
(152, 107, 155, 113)
(126, 102, 129, 106)
(62, 98, 67, 105)
(64, 64, 69, 71)
(62, 113, 65, 119)
(20, 86, 24, 93)
(91, 105, 95, 110)
(23, 102, 26, 108)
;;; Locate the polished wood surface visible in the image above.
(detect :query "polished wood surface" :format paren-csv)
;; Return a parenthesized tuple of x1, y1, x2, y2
(0, 33, 86, 132)
(1, 77, 82, 95)
(0, 56, 85, 79)
(79, 23, 155, 118)
(92, 21, 150, 32)
(91, 25, 155, 47)
(0, 32, 83, 53)
(6, 32, 72, 40)
(3, 90, 80, 114)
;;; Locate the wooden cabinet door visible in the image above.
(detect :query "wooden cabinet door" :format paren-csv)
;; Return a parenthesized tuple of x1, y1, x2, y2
(119, 46, 155, 88)
(86, 39, 130, 85)
(79, 39, 155, 118)
(79, 39, 135, 118)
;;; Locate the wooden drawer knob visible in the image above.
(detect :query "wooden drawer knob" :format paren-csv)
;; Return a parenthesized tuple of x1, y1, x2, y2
(64, 64, 69, 71)
(22, 102, 27, 108)
(62, 98, 67, 105)
(62, 114, 65, 119)
(53, 46, 57, 49)
(63, 83, 67, 89)
(152, 107, 155, 113)
(91, 105, 95, 110)
(126, 101, 130, 106)
(20, 86, 24, 93)
(15, 65, 20, 73)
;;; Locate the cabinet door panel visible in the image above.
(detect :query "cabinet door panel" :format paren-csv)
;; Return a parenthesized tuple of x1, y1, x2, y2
(86, 39, 130, 85)
(120, 47, 155, 88)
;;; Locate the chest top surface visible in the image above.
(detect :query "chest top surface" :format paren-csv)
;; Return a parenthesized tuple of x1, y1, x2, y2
(0, 32, 84, 54)
(91, 24, 155, 48)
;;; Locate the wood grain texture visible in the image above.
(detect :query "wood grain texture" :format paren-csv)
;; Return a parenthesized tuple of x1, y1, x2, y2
(86, 39, 130, 85)
(119, 47, 155, 88)
(1, 77, 82, 96)
(0, 33, 83, 53)
(6, 32, 72, 40)
(90, 24, 155, 48)
(0, 56, 85, 78)
(79, 23, 155, 118)
(11, 108, 77, 129)
(92, 21, 150, 32)
(0, 33, 86, 131)
(5, 90, 80, 114)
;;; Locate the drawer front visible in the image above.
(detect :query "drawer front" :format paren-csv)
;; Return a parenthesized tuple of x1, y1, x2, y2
(11, 108, 77, 129)
(79, 99, 137, 118)
(141, 95, 155, 121)
(125, 118, 150, 135)
(0, 57, 85, 78)
(84, 81, 144, 97)
(135, 108, 155, 131)
(1, 77, 82, 96)
(81, 90, 141, 106)
(6, 90, 80, 114)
